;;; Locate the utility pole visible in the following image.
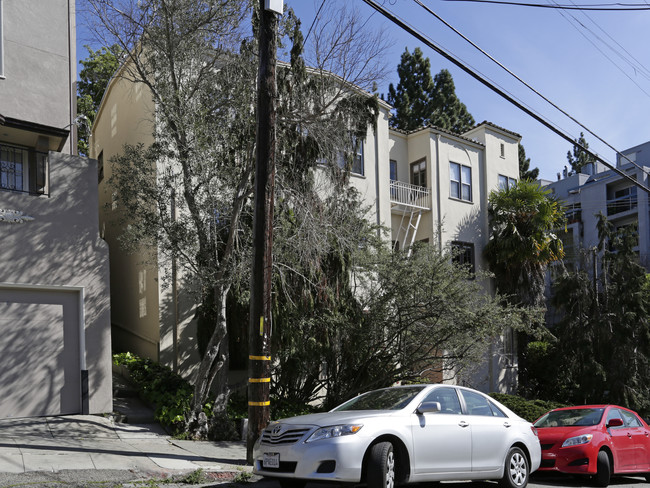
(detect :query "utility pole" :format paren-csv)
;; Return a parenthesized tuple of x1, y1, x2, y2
(247, 0, 281, 463)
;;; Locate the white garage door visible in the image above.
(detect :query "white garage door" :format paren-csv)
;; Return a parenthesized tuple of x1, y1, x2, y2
(0, 288, 81, 418)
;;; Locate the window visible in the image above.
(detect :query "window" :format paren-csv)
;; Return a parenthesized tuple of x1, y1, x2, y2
(460, 390, 507, 417)
(620, 409, 642, 427)
(98, 151, 104, 183)
(336, 135, 364, 175)
(410, 159, 426, 187)
(451, 241, 475, 274)
(607, 186, 637, 215)
(498, 174, 517, 190)
(423, 387, 462, 415)
(500, 143, 505, 158)
(0, 143, 48, 195)
(390, 159, 397, 181)
(450, 162, 472, 201)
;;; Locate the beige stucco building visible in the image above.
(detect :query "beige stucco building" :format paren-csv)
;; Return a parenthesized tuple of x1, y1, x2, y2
(0, 0, 112, 417)
(92, 63, 521, 393)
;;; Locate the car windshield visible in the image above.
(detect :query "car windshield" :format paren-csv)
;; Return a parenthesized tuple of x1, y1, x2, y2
(332, 386, 427, 411)
(534, 408, 605, 427)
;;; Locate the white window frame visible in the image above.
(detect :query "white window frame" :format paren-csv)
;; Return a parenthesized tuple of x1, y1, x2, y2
(410, 159, 426, 188)
(450, 162, 472, 202)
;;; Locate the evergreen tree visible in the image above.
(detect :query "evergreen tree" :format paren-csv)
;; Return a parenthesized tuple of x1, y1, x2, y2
(387, 48, 474, 133)
(567, 132, 595, 174)
(77, 45, 123, 155)
(518, 143, 539, 181)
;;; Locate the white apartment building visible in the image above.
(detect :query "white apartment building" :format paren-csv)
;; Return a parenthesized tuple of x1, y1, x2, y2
(92, 58, 522, 393)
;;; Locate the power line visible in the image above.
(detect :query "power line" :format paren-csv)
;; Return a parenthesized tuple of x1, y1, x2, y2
(441, 0, 650, 10)
(413, 0, 650, 177)
(360, 0, 650, 194)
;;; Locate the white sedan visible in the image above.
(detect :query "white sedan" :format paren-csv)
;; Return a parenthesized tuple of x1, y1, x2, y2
(253, 384, 541, 488)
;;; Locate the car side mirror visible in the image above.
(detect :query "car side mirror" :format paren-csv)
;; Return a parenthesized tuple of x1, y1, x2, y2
(607, 418, 623, 427)
(416, 401, 441, 414)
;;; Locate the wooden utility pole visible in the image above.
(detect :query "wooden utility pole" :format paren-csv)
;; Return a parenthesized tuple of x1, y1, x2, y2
(247, 0, 280, 463)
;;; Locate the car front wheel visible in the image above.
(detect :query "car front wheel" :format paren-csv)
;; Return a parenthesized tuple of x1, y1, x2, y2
(594, 451, 611, 487)
(367, 442, 396, 488)
(500, 447, 529, 488)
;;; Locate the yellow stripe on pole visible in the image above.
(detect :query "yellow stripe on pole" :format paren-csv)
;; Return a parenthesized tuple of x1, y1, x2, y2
(249, 377, 271, 383)
(259, 316, 264, 336)
(249, 355, 271, 361)
(248, 401, 271, 406)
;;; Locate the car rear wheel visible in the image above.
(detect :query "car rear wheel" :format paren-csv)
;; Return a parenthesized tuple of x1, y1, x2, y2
(499, 447, 529, 488)
(594, 451, 611, 487)
(367, 441, 396, 488)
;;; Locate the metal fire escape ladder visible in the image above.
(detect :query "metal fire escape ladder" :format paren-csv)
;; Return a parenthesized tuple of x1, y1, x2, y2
(396, 206, 423, 254)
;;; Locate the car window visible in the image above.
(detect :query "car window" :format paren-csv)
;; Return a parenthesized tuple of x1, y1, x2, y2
(620, 409, 642, 427)
(487, 400, 508, 418)
(535, 408, 605, 427)
(333, 386, 426, 411)
(461, 390, 499, 416)
(606, 408, 623, 427)
(422, 387, 462, 415)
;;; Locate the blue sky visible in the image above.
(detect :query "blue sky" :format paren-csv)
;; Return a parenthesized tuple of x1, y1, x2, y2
(288, 0, 650, 181)
(77, 0, 650, 181)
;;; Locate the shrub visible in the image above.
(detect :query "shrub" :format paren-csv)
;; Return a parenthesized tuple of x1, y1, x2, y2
(490, 393, 567, 423)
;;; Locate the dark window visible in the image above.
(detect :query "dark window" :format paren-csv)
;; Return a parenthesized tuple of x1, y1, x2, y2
(450, 162, 472, 201)
(410, 159, 426, 187)
(390, 159, 397, 181)
(98, 150, 104, 183)
(452, 241, 475, 274)
(0, 143, 48, 195)
(336, 135, 364, 176)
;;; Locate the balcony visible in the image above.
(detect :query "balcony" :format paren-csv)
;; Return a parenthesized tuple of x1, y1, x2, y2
(0, 143, 49, 196)
(607, 192, 637, 216)
(390, 180, 431, 210)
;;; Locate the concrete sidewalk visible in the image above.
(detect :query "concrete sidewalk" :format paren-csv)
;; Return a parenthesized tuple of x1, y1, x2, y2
(0, 414, 250, 480)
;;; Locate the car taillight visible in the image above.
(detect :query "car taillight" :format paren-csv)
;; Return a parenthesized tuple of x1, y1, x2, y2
(531, 426, 538, 437)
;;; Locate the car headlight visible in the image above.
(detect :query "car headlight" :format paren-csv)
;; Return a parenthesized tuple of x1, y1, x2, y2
(305, 424, 363, 443)
(562, 434, 593, 447)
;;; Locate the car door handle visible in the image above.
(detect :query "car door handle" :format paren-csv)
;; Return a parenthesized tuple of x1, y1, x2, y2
(459, 421, 469, 428)
(503, 422, 512, 428)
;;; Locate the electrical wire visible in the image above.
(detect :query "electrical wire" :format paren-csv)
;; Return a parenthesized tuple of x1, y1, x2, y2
(360, 0, 650, 193)
(413, 0, 650, 178)
(441, 0, 650, 10)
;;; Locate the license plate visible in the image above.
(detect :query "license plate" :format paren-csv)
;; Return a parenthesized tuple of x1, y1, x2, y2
(263, 452, 280, 468)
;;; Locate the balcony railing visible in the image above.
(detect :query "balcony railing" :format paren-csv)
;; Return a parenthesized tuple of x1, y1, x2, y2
(607, 194, 637, 216)
(0, 143, 49, 196)
(390, 180, 431, 210)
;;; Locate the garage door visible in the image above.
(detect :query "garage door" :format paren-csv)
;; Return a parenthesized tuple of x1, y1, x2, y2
(0, 288, 81, 418)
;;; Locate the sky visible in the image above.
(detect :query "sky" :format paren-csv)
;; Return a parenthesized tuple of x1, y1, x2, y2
(77, 0, 650, 182)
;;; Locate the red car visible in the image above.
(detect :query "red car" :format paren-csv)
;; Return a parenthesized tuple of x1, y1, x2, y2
(534, 405, 650, 486)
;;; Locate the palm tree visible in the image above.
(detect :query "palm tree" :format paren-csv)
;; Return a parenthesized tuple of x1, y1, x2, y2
(484, 181, 566, 393)
(484, 180, 566, 308)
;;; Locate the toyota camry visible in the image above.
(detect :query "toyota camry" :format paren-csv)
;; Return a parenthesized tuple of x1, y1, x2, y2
(253, 384, 541, 488)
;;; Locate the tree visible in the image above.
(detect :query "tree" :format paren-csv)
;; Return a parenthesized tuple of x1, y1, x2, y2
(82, 0, 387, 438)
(484, 180, 566, 392)
(387, 48, 474, 133)
(567, 132, 595, 174)
(548, 215, 650, 413)
(518, 143, 539, 181)
(77, 44, 123, 155)
(484, 180, 566, 308)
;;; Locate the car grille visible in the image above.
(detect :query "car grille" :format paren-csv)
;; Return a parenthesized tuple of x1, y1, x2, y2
(541, 443, 554, 450)
(261, 426, 311, 445)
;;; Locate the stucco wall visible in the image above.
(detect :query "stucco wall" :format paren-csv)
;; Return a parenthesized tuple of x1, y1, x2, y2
(0, 152, 112, 414)
(1, 0, 75, 154)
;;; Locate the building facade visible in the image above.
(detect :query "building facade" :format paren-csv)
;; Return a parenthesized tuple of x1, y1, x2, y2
(543, 142, 650, 271)
(0, 0, 112, 417)
(92, 64, 521, 393)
